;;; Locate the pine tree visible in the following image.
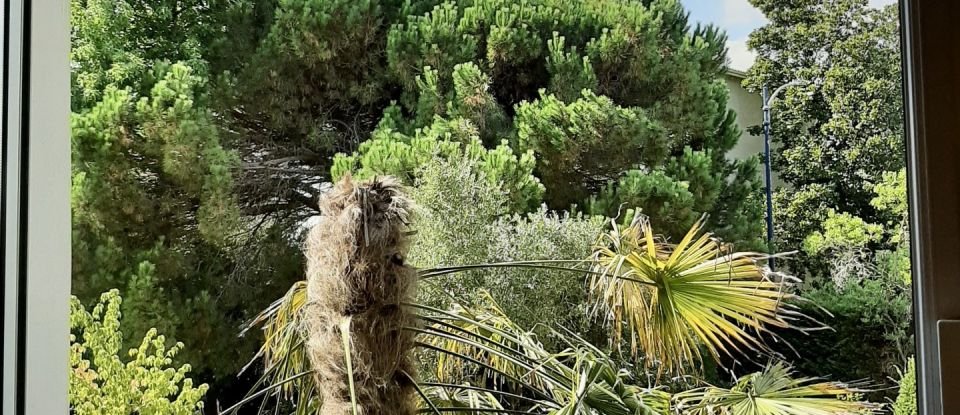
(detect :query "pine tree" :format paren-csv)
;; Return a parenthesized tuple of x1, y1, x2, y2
(70, 0, 303, 387)
(328, 0, 765, 246)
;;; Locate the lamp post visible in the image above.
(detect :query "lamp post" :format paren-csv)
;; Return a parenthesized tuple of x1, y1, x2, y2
(761, 80, 807, 271)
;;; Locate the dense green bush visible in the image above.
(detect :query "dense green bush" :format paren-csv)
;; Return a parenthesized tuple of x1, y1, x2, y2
(330, 0, 764, 246)
(775, 277, 911, 401)
(70, 290, 207, 414)
(780, 164, 912, 397)
(70, 0, 304, 385)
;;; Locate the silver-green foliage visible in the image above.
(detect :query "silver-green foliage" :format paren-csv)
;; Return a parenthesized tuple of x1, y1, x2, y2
(69, 289, 207, 414)
(409, 156, 604, 343)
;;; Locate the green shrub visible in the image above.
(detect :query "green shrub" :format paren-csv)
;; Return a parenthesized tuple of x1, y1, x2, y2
(408, 155, 509, 273)
(775, 277, 911, 402)
(330, 63, 545, 212)
(69, 289, 208, 414)
(483, 207, 607, 340)
(893, 357, 917, 415)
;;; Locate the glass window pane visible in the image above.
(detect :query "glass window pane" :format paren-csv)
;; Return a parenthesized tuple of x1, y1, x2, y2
(65, 1, 922, 414)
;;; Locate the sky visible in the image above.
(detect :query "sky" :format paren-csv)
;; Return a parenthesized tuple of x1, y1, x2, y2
(680, 0, 899, 71)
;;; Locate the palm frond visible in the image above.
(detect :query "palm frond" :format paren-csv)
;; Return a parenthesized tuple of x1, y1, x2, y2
(234, 217, 858, 415)
(338, 316, 359, 415)
(236, 281, 318, 414)
(420, 383, 508, 414)
(416, 291, 668, 415)
(418, 260, 592, 280)
(218, 370, 315, 415)
(239, 280, 874, 415)
(414, 291, 564, 394)
(674, 362, 881, 415)
(588, 216, 806, 374)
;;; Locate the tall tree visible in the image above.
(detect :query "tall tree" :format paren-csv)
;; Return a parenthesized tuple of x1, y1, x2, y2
(70, 0, 303, 391)
(744, 1, 910, 396)
(225, 0, 427, 226)
(744, 0, 904, 259)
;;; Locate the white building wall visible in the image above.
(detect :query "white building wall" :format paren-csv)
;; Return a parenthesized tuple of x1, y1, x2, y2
(723, 72, 782, 187)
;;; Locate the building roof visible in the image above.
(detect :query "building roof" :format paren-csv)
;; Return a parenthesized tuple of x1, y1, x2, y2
(725, 67, 749, 79)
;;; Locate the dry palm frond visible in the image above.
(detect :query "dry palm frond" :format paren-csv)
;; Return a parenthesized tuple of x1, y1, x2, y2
(589, 216, 807, 375)
(235, 280, 317, 414)
(674, 362, 881, 415)
(414, 290, 558, 392)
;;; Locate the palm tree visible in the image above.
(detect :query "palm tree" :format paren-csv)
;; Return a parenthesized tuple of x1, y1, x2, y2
(299, 175, 417, 415)
(224, 176, 880, 415)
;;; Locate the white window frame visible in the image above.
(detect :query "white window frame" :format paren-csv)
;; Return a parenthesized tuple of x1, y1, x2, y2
(2, 0, 70, 413)
(902, 1, 960, 413)
(2, 0, 957, 413)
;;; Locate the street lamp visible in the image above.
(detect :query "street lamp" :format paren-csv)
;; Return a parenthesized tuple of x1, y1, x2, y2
(761, 79, 808, 271)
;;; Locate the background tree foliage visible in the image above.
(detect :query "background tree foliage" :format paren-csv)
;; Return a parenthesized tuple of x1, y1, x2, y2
(223, 0, 765, 247)
(70, 0, 769, 408)
(744, 0, 911, 400)
(744, 0, 904, 258)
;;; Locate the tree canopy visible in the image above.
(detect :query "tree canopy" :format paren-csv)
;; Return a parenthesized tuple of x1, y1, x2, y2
(744, 0, 903, 257)
(231, 0, 764, 245)
(71, 0, 304, 385)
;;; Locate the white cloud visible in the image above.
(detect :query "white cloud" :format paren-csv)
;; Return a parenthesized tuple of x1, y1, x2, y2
(705, 0, 765, 70)
(726, 38, 755, 72)
(869, 0, 897, 7)
(720, 0, 768, 30)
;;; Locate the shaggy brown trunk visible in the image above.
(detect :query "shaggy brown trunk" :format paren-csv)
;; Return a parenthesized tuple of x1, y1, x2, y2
(303, 176, 417, 415)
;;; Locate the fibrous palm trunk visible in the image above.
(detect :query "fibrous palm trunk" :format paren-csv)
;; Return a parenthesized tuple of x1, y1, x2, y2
(303, 175, 417, 415)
